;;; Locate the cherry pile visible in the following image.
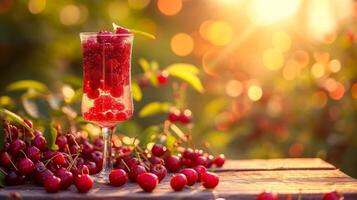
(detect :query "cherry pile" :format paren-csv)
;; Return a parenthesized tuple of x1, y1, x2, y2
(0, 119, 100, 193)
(0, 118, 225, 193)
(82, 27, 133, 124)
(110, 143, 224, 192)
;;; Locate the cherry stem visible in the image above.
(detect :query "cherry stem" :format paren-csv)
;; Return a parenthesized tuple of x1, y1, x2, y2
(19, 150, 27, 158)
(9, 158, 18, 171)
(121, 159, 130, 172)
(0, 168, 8, 176)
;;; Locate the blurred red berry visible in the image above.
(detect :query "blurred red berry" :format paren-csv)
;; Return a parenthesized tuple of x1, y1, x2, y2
(170, 173, 187, 191)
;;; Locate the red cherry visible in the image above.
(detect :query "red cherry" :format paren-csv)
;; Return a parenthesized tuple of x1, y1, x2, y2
(31, 135, 48, 151)
(85, 161, 97, 175)
(71, 164, 89, 177)
(170, 173, 187, 191)
(213, 154, 225, 167)
(34, 129, 42, 136)
(168, 110, 180, 122)
(195, 156, 208, 167)
(17, 158, 35, 174)
(25, 146, 41, 162)
(37, 169, 54, 186)
(151, 144, 166, 157)
(183, 148, 195, 159)
(115, 26, 131, 34)
(44, 175, 61, 193)
(23, 119, 33, 136)
(180, 168, 198, 186)
(181, 157, 194, 168)
(9, 139, 26, 156)
(74, 172, 93, 193)
(129, 165, 147, 182)
(109, 169, 128, 187)
(256, 191, 278, 200)
(193, 165, 207, 182)
(164, 155, 182, 172)
(5, 124, 18, 140)
(0, 152, 13, 168)
(54, 167, 73, 190)
(53, 153, 66, 166)
(322, 191, 343, 200)
(150, 164, 167, 182)
(201, 172, 219, 189)
(137, 172, 158, 192)
(110, 86, 123, 97)
(55, 135, 68, 151)
(149, 156, 162, 165)
(81, 140, 94, 157)
(179, 109, 192, 124)
(157, 71, 169, 85)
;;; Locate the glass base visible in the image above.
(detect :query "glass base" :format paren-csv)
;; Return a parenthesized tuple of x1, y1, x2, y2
(93, 171, 110, 183)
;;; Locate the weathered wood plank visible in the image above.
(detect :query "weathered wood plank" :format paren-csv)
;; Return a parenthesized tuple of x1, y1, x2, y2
(0, 159, 355, 200)
(215, 158, 335, 172)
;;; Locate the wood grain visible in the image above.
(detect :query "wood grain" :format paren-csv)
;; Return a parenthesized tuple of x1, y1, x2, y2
(0, 158, 356, 200)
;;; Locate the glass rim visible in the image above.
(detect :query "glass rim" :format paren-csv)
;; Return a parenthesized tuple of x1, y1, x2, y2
(80, 32, 134, 37)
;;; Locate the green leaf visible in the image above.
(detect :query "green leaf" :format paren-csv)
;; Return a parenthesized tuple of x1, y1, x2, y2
(139, 102, 172, 117)
(44, 123, 58, 151)
(150, 61, 159, 71)
(166, 63, 200, 75)
(0, 109, 33, 133)
(0, 96, 14, 107)
(165, 64, 204, 93)
(112, 23, 155, 39)
(139, 58, 151, 72)
(132, 82, 142, 101)
(0, 170, 5, 187)
(0, 120, 4, 150)
(148, 72, 158, 86)
(6, 80, 49, 94)
(22, 93, 51, 120)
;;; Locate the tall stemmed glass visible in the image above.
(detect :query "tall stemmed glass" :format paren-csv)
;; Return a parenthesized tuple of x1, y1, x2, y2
(80, 32, 134, 183)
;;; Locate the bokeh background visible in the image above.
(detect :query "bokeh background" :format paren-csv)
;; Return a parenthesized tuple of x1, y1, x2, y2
(1, 0, 357, 177)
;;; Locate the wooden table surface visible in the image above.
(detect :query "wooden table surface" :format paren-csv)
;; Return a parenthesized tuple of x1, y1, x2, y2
(1, 158, 357, 200)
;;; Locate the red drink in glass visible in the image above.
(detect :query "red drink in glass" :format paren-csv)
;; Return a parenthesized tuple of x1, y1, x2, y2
(80, 29, 133, 182)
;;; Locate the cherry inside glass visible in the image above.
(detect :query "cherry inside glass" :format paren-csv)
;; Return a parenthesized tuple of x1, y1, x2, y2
(80, 32, 134, 183)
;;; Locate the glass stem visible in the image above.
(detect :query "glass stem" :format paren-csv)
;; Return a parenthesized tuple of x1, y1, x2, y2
(95, 127, 113, 183)
(102, 127, 113, 175)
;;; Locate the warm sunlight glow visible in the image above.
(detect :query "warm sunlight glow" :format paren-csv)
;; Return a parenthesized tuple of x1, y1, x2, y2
(283, 61, 300, 80)
(225, 80, 243, 97)
(249, 0, 301, 25)
(60, 4, 81, 25)
(171, 33, 194, 56)
(328, 59, 341, 73)
(248, 85, 263, 101)
(157, 0, 182, 16)
(311, 63, 325, 78)
(272, 31, 291, 52)
(263, 48, 284, 71)
(28, 0, 46, 14)
(306, 0, 337, 42)
(206, 21, 233, 46)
